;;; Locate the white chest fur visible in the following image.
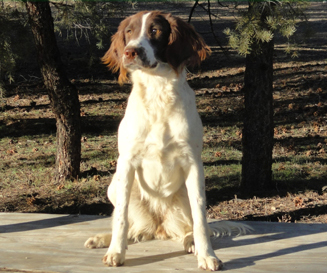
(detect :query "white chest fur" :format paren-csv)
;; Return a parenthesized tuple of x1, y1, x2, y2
(117, 69, 202, 198)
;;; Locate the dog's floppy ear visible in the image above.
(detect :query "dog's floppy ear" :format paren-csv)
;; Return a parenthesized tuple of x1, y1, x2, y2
(164, 14, 211, 71)
(102, 17, 131, 84)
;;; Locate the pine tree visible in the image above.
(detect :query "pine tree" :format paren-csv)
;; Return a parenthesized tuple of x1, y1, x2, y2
(1, 0, 122, 183)
(24, 0, 81, 184)
(224, 0, 307, 194)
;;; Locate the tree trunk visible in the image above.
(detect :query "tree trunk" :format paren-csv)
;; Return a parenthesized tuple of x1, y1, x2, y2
(25, 1, 81, 184)
(241, 4, 275, 194)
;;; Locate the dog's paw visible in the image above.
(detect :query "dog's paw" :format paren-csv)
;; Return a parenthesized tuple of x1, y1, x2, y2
(102, 251, 125, 267)
(183, 233, 195, 253)
(84, 233, 112, 249)
(197, 255, 223, 271)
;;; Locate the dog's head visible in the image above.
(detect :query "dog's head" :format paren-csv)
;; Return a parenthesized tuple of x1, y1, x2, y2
(102, 10, 211, 83)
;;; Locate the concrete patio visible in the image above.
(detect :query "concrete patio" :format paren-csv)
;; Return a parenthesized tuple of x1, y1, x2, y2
(0, 212, 326, 272)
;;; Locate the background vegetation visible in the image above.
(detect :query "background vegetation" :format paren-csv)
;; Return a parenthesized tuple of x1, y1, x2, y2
(0, 1, 326, 222)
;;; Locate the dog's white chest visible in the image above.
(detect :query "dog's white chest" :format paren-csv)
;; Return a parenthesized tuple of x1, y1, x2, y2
(117, 70, 201, 198)
(136, 121, 186, 197)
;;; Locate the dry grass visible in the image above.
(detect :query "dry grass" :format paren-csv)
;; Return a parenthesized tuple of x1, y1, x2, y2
(1, 57, 327, 222)
(0, 1, 326, 222)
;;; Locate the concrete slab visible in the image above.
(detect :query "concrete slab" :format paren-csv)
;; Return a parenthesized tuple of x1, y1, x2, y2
(0, 213, 326, 273)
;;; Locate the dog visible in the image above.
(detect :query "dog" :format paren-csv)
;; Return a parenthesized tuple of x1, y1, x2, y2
(84, 11, 248, 271)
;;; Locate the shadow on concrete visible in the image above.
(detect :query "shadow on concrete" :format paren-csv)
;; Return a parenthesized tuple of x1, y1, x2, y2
(1, 215, 327, 271)
(209, 221, 327, 270)
(114, 220, 327, 270)
(0, 214, 108, 234)
(211, 222, 327, 246)
(224, 240, 327, 270)
(124, 250, 187, 267)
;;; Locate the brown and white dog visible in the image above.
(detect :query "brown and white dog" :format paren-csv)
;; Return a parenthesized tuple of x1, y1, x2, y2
(84, 11, 248, 271)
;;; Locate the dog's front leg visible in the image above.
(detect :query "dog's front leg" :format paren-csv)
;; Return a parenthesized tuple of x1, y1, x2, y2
(103, 157, 135, 267)
(185, 161, 223, 271)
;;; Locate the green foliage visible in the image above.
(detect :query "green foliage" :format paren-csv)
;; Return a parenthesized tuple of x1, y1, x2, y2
(51, 0, 125, 66)
(0, 0, 125, 86)
(224, 0, 308, 56)
(0, 29, 15, 84)
(0, 1, 30, 101)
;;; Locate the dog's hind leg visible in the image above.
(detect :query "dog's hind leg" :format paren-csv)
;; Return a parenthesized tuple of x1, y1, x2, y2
(183, 231, 195, 253)
(84, 174, 119, 249)
(84, 233, 112, 249)
(158, 186, 195, 252)
(126, 182, 158, 242)
(84, 178, 157, 250)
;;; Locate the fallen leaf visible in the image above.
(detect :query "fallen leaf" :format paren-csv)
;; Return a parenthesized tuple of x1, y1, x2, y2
(57, 184, 65, 190)
(294, 197, 303, 207)
(6, 149, 17, 155)
(27, 197, 36, 205)
(110, 160, 117, 167)
(93, 175, 100, 181)
(214, 152, 222, 157)
(13, 94, 20, 102)
(278, 165, 285, 171)
(236, 130, 242, 137)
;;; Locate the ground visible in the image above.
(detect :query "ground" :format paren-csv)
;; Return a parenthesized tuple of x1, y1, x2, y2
(0, 1, 327, 223)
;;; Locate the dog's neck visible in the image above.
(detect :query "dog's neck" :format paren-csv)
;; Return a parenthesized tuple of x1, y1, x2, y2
(129, 66, 187, 122)
(131, 67, 186, 100)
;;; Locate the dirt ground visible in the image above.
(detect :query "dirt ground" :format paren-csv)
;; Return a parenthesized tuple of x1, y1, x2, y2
(1, 2, 327, 224)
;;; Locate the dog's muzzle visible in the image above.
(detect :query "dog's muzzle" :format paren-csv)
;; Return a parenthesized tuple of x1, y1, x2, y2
(123, 46, 158, 69)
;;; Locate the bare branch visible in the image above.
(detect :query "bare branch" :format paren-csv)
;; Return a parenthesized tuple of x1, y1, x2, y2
(188, 0, 199, 23)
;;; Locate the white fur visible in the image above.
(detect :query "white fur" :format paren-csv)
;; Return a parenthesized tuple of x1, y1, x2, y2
(84, 12, 251, 271)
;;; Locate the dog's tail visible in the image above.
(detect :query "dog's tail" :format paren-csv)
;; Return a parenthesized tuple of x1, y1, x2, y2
(208, 221, 253, 237)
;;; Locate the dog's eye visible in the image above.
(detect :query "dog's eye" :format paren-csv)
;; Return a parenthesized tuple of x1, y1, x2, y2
(126, 29, 132, 35)
(151, 28, 158, 35)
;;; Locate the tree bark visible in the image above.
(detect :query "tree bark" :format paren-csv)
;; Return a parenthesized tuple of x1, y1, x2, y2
(241, 3, 275, 194)
(25, 1, 81, 183)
